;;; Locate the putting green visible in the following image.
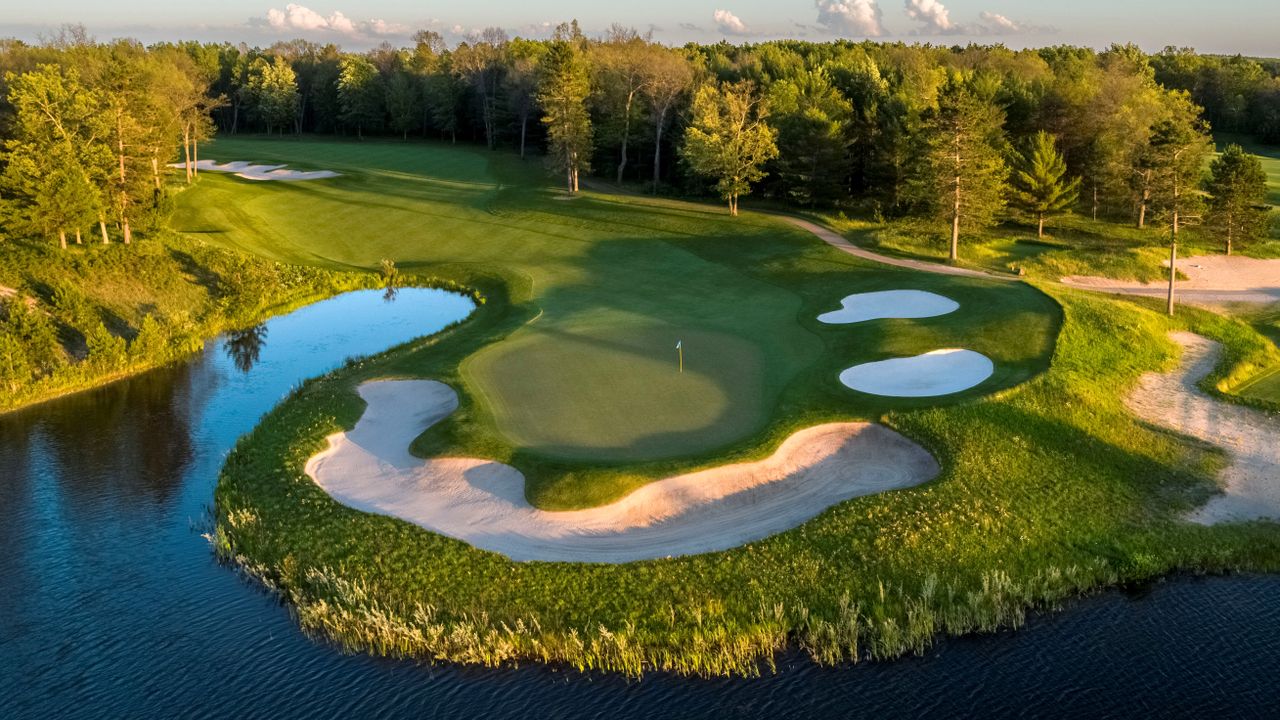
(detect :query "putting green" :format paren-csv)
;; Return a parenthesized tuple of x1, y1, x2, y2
(173, 137, 1059, 485)
(467, 322, 768, 461)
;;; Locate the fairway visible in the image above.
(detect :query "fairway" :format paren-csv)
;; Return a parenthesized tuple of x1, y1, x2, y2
(173, 137, 1059, 493)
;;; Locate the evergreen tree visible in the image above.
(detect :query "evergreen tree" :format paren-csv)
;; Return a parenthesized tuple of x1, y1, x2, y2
(1012, 131, 1080, 237)
(680, 81, 779, 216)
(1204, 144, 1269, 255)
(537, 40, 592, 194)
(916, 75, 1009, 260)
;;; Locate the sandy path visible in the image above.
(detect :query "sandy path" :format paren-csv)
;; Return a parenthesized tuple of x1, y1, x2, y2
(782, 217, 1017, 282)
(1063, 255, 1280, 305)
(306, 380, 939, 563)
(1126, 332, 1280, 524)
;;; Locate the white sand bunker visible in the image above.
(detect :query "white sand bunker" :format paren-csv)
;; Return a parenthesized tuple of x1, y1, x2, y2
(305, 380, 939, 563)
(818, 290, 959, 324)
(840, 349, 994, 397)
(170, 159, 339, 181)
(1127, 332, 1280, 525)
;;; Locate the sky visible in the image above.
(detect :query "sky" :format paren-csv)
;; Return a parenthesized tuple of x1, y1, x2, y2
(1, 1, 1277, 57)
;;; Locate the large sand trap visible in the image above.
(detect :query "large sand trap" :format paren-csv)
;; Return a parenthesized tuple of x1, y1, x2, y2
(1063, 255, 1280, 305)
(170, 159, 339, 181)
(305, 380, 939, 563)
(818, 290, 959, 324)
(1126, 332, 1280, 525)
(839, 349, 994, 397)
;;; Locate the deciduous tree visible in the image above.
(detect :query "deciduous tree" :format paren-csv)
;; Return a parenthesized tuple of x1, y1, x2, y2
(680, 81, 778, 216)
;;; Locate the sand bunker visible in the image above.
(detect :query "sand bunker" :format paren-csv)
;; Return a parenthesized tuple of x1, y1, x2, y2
(1063, 255, 1280, 305)
(839, 349, 994, 397)
(818, 290, 959, 324)
(305, 380, 938, 563)
(1126, 332, 1280, 525)
(170, 159, 339, 181)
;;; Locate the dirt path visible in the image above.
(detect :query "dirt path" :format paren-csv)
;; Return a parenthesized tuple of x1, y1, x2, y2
(1062, 255, 1280, 306)
(1126, 332, 1280, 524)
(307, 379, 939, 563)
(781, 217, 1017, 281)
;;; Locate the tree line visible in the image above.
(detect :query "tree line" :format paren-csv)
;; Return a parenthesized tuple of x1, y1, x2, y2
(0, 26, 1274, 255)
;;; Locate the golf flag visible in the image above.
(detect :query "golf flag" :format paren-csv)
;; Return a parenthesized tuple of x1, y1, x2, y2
(675, 340, 682, 350)
(676, 340, 683, 373)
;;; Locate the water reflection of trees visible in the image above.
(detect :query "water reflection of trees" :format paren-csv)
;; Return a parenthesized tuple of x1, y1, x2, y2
(224, 325, 268, 373)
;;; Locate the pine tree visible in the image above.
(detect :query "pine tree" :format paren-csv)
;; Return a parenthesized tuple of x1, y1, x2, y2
(680, 81, 779, 216)
(916, 75, 1009, 260)
(1012, 131, 1081, 237)
(1204, 144, 1269, 255)
(537, 41, 592, 194)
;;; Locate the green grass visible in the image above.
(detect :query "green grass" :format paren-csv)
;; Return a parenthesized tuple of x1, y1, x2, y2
(177, 137, 1058, 506)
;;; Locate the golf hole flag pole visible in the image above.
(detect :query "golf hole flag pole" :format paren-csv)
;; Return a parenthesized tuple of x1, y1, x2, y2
(676, 340, 683, 373)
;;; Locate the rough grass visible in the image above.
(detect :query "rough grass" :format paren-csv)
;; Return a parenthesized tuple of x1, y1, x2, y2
(178, 137, 1059, 506)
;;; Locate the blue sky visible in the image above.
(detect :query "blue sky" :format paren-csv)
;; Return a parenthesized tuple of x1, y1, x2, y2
(1, 1, 1277, 56)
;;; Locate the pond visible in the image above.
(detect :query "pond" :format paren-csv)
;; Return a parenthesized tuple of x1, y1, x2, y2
(1, 288, 1277, 718)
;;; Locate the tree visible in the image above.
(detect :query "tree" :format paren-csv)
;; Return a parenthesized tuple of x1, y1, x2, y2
(247, 56, 299, 135)
(337, 55, 383, 138)
(766, 68, 853, 205)
(452, 28, 507, 149)
(1011, 131, 1080, 237)
(916, 75, 1009, 260)
(422, 55, 464, 143)
(385, 69, 420, 140)
(640, 47, 693, 193)
(680, 81, 779, 216)
(1144, 113, 1212, 314)
(537, 40, 592, 193)
(1204, 144, 1269, 255)
(504, 39, 546, 160)
(592, 29, 651, 184)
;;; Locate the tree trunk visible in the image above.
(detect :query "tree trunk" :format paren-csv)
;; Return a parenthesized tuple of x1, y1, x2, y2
(75, 229, 82, 245)
(1166, 240, 1177, 316)
(59, 230, 67, 250)
(950, 174, 961, 262)
(151, 155, 161, 190)
(653, 107, 668, 194)
(122, 217, 132, 245)
(1226, 224, 1233, 256)
(618, 92, 634, 185)
(1038, 214, 1045, 238)
(193, 139, 199, 177)
(1137, 178, 1149, 229)
(231, 102, 239, 134)
(182, 123, 192, 183)
(519, 114, 528, 160)
(99, 218, 110, 244)
(1092, 184, 1098, 221)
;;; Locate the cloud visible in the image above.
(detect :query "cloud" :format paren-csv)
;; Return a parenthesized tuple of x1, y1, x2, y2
(903, 0, 954, 33)
(712, 9, 750, 35)
(260, 4, 406, 38)
(901, 1, 1053, 36)
(815, 0, 885, 37)
(679, 22, 704, 32)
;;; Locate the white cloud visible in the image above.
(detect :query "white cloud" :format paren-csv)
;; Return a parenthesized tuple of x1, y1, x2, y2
(815, 0, 884, 37)
(903, 0, 954, 33)
(713, 9, 750, 35)
(261, 4, 406, 38)
(901, 1, 1052, 36)
(978, 11, 1019, 33)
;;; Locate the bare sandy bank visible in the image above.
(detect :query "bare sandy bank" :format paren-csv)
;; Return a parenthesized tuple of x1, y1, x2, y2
(1126, 332, 1280, 524)
(306, 380, 939, 563)
(1062, 255, 1280, 305)
(170, 159, 340, 181)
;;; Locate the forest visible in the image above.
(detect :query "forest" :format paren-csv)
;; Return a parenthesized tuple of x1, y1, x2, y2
(0, 24, 1277, 402)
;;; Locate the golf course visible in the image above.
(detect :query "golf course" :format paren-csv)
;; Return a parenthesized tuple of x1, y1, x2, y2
(178, 136, 1280, 676)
